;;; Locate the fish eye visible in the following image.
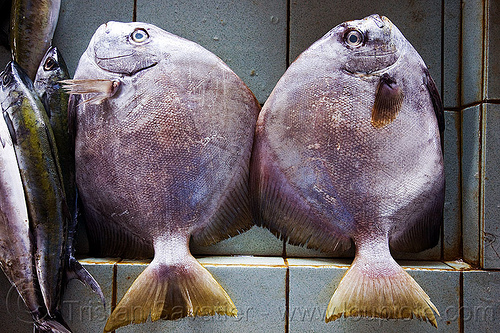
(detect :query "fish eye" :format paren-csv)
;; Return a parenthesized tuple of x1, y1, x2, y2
(344, 29, 364, 47)
(1, 72, 11, 86)
(131, 28, 149, 43)
(44, 57, 57, 71)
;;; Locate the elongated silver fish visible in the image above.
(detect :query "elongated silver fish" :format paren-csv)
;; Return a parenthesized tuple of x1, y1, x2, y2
(10, 0, 61, 80)
(65, 21, 260, 332)
(251, 14, 444, 326)
(34, 47, 104, 306)
(1, 61, 67, 320)
(0, 62, 70, 333)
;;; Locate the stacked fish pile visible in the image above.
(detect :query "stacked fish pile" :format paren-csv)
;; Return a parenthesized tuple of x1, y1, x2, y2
(1, 7, 445, 333)
(0, 1, 103, 332)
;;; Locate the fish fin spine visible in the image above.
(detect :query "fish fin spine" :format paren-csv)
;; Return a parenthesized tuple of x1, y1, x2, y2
(325, 258, 439, 327)
(104, 256, 237, 332)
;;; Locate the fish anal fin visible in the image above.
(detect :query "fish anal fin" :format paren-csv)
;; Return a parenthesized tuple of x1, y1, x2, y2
(250, 137, 352, 254)
(325, 256, 439, 327)
(104, 256, 237, 332)
(192, 163, 253, 246)
(390, 186, 444, 253)
(371, 74, 403, 129)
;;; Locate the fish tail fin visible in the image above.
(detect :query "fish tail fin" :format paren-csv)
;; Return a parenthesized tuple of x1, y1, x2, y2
(65, 256, 106, 307)
(325, 258, 439, 327)
(104, 256, 237, 332)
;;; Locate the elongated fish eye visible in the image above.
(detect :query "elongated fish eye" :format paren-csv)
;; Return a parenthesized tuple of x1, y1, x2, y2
(131, 28, 149, 43)
(344, 29, 364, 47)
(44, 57, 57, 71)
(1, 72, 11, 86)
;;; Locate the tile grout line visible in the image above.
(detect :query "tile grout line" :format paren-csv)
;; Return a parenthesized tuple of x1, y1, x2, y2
(285, 0, 290, 68)
(110, 262, 118, 333)
(440, 0, 445, 261)
(284, 258, 289, 333)
(478, 0, 488, 269)
(459, 271, 464, 333)
(133, 0, 137, 22)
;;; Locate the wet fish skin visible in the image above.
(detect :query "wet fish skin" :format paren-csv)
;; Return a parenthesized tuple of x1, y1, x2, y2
(68, 21, 260, 331)
(0, 61, 67, 319)
(10, 0, 61, 80)
(251, 14, 444, 326)
(0, 62, 71, 333)
(34, 47, 105, 306)
(0, 77, 42, 324)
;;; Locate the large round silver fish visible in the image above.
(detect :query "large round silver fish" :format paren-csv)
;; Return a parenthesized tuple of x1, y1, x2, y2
(65, 21, 260, 332)
(251, 14, 444, 326)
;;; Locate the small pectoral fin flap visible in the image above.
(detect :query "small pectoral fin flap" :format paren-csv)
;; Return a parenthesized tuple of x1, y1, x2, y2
(371, 74, 403, 128)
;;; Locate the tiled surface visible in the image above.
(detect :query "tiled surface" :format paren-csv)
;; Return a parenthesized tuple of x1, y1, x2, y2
(287, 259, 460, 332)
(61, 258, 117, 332)
(52, 0, 134, 76)
(115, 256, 287, 333)
(136, 0, 287, 104)
(0, 270, 33, 332)
(485, 0, 500, 100)
(2, 259, 500, 332)
(191, 226, 284, 257)
(443, 0, 462, 108)
(463, 271, 500, 333)
(443, 110, 462, 260)
(462, 105, 481, 265)
(481, 104, 500, 268)
(461, 0, 484, 105)
(0, 258, 116, 333)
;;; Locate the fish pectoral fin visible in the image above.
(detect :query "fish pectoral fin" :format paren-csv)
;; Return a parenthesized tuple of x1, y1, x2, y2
(66, 256, 106, 308)
(3, 111, 17, 145)
(104, 255, 237, 332)
(325, 256, 439, 327)
(60, 79, 120, 104)
(371, 74, 404, 129)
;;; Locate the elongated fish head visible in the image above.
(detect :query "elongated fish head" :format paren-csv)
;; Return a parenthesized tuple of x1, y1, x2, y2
(34, 46, 70, 96)
(83, 21, 198, 76)
(0, 62, 35, 111)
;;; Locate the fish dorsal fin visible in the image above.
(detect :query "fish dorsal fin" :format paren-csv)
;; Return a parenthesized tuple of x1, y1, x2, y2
(423, 67, 444, 151)
(371, 74, 403, 128)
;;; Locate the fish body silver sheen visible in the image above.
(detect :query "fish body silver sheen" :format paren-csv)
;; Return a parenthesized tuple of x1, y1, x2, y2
(251, 14, 444, 326)
(68, 21, 260, 331)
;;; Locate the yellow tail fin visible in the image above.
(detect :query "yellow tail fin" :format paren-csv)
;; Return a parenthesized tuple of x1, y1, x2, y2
(104, 257, 237, 332)
(325, 258, 439, 327)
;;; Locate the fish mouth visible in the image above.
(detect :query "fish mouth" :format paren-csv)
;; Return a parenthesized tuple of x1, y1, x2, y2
(94, 53, 158, 76)
(344, 51, 399, 75)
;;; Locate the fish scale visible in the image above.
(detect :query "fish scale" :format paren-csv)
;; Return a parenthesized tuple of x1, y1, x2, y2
(64, 21, 260, 331)
(251, 14, 444, 326)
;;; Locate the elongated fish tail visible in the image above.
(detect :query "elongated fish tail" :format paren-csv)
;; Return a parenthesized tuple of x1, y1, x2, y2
(103, 255, 237, 332)
(65, 256, 106, 307)
(325, 253, 439, 327)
